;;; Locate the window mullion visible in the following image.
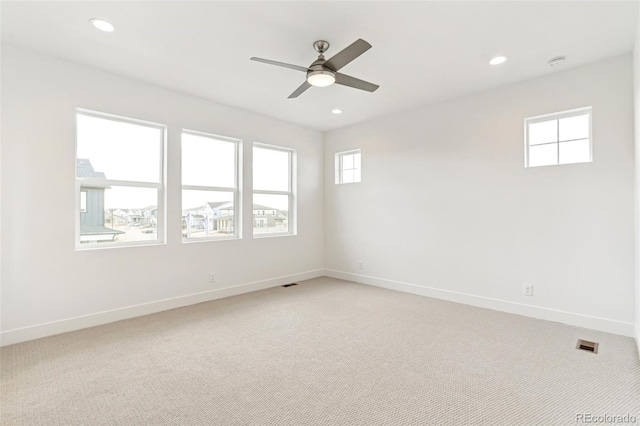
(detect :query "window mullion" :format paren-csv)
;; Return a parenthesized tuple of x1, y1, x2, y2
(182, 184, 236, 192)
(254, 189, 292, 196)
(556, 119, 560, 165)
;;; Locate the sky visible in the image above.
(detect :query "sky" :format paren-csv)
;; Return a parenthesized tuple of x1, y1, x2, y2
(77, 114, 291, 211)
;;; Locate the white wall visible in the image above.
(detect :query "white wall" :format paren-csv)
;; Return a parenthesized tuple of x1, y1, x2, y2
(0, 46, 324, 345)
(325, 55, 636, 336)
(634, 9, 640, 356)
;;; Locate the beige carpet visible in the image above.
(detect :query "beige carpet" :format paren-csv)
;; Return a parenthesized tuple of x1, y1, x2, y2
(1, 277, 639, 425)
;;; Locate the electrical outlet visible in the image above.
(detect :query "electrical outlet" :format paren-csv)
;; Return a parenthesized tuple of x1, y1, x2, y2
(358, 261, 364, 270)
(523, 283, 533, 296)
(209, 273, 216, 283)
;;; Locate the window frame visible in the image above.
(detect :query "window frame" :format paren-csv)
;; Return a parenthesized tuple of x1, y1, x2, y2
(75, 109, 167, 250)
(80, 190, 87, 213)
(181, 129, 242, 243)
(335, 149, 362, 184)
(252, 142, 296, 238)
(524, 106, 592, 168)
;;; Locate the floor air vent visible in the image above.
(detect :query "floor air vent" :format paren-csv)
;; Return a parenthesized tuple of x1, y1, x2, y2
(576, 339, 598, 354)
(282, 283, 298, 288)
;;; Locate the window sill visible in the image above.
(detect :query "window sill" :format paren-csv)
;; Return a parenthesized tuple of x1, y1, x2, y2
(182, 235, 241, 244)
(252, 232, 296, 239)
(75, 240, 166, 251)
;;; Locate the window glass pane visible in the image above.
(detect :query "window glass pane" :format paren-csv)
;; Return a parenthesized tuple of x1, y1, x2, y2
(559, 114, 589, 142)
(79, 186, 159, 244)
(80, 191, 87, 212)
(559, 139, 590, 165)
(528, 120, 557, 145)
(342, 154, 354, 170)
(528, 143, 558, 167)
(182, 190, 234, 239)
(182, 133, 235, 188)
(253, 194, 289, 235)
(335, 150, 361, 184)
(343, 169, 354, 183)
(253, 147, 289, 191)
(77, 114, 161, 182)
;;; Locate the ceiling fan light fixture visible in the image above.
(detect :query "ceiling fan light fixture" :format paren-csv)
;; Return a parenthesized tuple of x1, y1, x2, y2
(307, 70, 335, 87)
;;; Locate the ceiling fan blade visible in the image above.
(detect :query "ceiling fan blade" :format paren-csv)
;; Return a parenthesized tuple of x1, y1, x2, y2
(324, 39, 372, 72)
(334, 73, 379, 92)
(250, 57, 308, 73)
(288, 81, 312, 98)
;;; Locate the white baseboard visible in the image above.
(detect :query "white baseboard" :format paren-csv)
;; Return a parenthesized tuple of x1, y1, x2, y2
(325, 269, 636, 337)
(0, 269, 324, 347)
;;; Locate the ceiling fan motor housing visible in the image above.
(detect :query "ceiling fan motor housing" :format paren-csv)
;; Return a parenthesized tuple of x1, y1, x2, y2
(307, 59, 336, 87)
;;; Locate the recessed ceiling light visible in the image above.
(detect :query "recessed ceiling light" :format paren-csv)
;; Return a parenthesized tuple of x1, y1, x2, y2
(489, 56, 507, 65)
(89, 18, 115, 33)
(331, 109, 343, 114)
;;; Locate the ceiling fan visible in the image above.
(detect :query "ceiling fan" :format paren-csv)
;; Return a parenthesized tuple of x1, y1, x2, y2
(250, 39, 379, 99)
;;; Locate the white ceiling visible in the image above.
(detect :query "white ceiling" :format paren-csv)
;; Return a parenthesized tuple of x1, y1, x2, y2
(2, 1, 637, 131)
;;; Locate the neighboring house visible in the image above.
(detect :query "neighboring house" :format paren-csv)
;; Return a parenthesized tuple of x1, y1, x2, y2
(181, 202, 288, 235)
(142, 206, 158, 227)
(106, 207, 158, 228)
(183, 201, 234, 234)
(106, 209, 129, 227)
(77, 159, 124, 243)
(202, 201, 233, 219)
(212, 203, 235, 233)
(252, 204, 287, 229)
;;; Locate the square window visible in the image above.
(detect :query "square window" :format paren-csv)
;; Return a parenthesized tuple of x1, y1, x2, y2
(525, 107, 591, 168)
(335, 149, 362, 184)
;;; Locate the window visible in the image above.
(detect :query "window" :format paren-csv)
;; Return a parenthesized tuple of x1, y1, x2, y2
(76, 110, 165, 247)
(253, 143, 295, 236)
(182, 131, 240, 241)
(525, 107, 592, 168)
(335, 149, 361, 184)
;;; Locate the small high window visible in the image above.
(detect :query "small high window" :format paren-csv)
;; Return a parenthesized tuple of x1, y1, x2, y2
(335, 149, 361, 184)
(525, 107, 592, 168)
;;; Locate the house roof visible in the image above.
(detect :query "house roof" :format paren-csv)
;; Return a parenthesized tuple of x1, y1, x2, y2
(76, 159, 106, 178)
(253, 204, 278, 211)
(206, 201, 233, 209)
